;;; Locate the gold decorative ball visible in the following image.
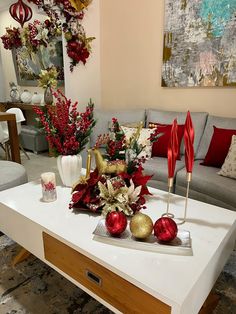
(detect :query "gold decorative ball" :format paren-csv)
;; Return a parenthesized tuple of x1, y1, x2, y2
(130, 213, 153, 239)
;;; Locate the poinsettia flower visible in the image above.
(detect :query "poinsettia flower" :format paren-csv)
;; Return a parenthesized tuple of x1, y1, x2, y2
(69, 169, 104, 211)
(98, 180, 133, 216)
(120, 165, 152, 196)
(35, 28, 49, 42)
(127, 180, 142, 203)
(71, 188, 87, 205)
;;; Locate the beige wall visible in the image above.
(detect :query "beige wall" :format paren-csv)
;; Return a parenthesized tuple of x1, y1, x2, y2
(64, 0, 101, 107)
(100, 0, 236, 117)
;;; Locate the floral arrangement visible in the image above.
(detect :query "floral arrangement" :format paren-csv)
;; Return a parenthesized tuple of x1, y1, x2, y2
(1, 17, 61, 53)
(21, 18, 62, 52)
(1, 1, 94, 71)
(33, 90, 96, 155)
(69, 119, 162, 216)
(63, 16, 95, 71)
(25, 0, 95, 71)
(1, 27, 22, 50)
(38, 66, 58, 88)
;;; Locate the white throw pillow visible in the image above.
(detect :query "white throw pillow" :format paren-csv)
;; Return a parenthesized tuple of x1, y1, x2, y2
(121, 126, 153, 159)
(218, 135, 236, 179)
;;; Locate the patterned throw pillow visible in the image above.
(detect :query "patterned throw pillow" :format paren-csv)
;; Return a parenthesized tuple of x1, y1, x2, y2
(121, 126, 153, 159)
(218, 135, 236, 179)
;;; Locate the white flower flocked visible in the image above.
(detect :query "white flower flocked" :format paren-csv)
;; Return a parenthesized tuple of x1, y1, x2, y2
(218, 135, 236, 179)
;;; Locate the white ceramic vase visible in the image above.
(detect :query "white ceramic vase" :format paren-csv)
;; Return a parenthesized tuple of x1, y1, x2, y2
(32, 92, 42, 104)
(21, 90, 32, 103)
(57, 155, 82, 187)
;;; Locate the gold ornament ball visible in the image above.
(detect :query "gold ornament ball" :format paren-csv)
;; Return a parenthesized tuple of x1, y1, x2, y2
(130, 213, 153, 239)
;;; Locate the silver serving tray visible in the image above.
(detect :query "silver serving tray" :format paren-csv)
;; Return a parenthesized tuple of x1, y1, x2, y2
(93, 219, 192, 256)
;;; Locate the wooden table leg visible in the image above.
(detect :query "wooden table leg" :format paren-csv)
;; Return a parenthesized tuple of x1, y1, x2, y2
(12, 248, 31, 266)
(199, 292, 220, 314)
(7, 119, 21, 164)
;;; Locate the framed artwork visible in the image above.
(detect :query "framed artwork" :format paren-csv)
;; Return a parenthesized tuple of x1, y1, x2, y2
(162, 0, 236, 87)
(12, 38, 64, 86)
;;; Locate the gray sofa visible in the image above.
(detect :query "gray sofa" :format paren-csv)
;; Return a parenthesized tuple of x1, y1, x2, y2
(84, 109, 236, 211)
(0, 161, 28, 191)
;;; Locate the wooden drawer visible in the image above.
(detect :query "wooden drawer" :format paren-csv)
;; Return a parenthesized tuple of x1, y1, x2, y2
(43, 232, 171, 314)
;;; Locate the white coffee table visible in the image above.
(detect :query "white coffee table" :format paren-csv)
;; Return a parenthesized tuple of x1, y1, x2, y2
(0, 181, 235, 314)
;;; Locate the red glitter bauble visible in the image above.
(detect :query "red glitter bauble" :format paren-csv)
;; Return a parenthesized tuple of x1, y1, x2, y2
(9, 0, 33, 28)
(154, 217, 178, 242)
(105, 211, 127, 237)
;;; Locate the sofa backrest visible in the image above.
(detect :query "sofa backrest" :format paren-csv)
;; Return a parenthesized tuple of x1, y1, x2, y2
(91, 109, 146, 147)
(146, 109, 208, 155)
(196, 115, 236, 160)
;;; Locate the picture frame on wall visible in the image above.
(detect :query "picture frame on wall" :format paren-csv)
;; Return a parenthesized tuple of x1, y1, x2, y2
(12, 37, 64, 87)
(162, 0, 236, 87)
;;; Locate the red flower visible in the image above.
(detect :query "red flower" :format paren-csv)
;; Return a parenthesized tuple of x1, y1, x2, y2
(120, 165, 152, 197)
(67, 38, 90, 70)
(69, 170, 105, 211)
(1, 27, 22, 50)
(43, 181, 55, 191)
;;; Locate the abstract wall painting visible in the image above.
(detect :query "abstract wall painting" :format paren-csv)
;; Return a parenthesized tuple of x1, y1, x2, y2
(162, 0, 236, 87)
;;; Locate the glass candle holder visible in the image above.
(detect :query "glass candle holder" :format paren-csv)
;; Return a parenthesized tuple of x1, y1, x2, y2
(41, 172, 57, 202)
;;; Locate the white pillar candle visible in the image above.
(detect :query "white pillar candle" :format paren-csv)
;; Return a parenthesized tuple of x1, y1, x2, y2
(41, 172, 56, 184)
(41, 172, 57, 202)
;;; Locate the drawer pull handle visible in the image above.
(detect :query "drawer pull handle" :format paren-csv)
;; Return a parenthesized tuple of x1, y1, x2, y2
(86, 270, 102, 286)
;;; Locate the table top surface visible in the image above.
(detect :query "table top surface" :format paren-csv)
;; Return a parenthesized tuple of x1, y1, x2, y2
(0, 102, 44, 111)
(0, 180, 236, 310)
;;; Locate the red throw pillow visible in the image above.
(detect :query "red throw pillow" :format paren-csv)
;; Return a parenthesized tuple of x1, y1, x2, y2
(149, 122, 185, 159)
(201, 126, 236, 168)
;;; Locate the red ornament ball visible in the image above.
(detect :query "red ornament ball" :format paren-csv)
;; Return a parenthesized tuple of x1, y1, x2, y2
(105, 211, 127, 237)
(154, 217, 178, 242)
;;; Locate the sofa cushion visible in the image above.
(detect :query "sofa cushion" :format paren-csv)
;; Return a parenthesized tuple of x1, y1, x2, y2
(196, 115, 236, 160)
(0, 161, 28, 191)
(91, 109, 146, 147)
(201, 126, 236, 167)
(218, 135, 236, 179)
(175, 161, 236, 210)
(121, 126, 153, 159)
(143, 157, 185, 184)
(146, 110, 208, 155)
(149, 122, 185, 159)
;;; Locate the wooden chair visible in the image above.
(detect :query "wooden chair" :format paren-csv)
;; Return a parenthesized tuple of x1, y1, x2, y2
(0, 108, 30, 160)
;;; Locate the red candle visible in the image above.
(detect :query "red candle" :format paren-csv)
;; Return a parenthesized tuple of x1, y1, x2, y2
(167, 119, 179, 182)
(184, 111, 195, 176)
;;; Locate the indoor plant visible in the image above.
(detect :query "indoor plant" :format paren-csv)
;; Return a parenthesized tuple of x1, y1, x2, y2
(34, 89, 96, 186)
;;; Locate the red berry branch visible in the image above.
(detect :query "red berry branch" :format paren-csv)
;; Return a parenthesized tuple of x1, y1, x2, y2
(33, 90, 96, 156)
